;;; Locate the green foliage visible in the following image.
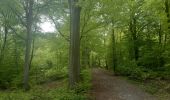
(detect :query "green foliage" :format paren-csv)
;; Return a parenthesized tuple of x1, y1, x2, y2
(102, 0, 170, 85)
(76, 69, 92, 94)
(0, 37, 23, 89)
(0, 87, 87, 100)
(0, 68, 91, 100)
(138, 46, 167, 70)
(0, 0, 170, 99)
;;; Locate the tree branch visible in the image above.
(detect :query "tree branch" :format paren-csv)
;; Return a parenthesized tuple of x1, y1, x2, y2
(8, 25, 25, 40)
(49, 16, 70, 42)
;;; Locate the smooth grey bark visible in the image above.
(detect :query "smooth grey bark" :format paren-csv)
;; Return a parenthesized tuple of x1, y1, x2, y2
(23, 0, 34, 90)
(29, 39, 35, 69)
(69, 0, 81, 88)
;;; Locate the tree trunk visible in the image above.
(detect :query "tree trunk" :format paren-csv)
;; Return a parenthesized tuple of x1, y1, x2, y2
(129, 17, 139, 61)
(158, 24, 162, 45)
(165, 0, 170, 45)
(163, 0, 170, 50)
(165, 0, 170, 29)
(23, 0, 33, 90)
(0, 25, 8, 63)
(29, 39, 35, 69)
(69, 0, 81, 88)
(81, 37, 90, 68)
(112, 29, 117, 73)
(14, 35, 19, 73)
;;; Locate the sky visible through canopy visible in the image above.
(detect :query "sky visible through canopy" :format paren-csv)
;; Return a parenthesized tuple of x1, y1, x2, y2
(40, 16, 56, 33)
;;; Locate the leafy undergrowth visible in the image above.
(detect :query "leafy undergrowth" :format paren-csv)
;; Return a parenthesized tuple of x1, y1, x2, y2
(0, 69, 91, 100)
(140, 79, 170, 100)
(111, 59, 170, 99)
(126, 78, 170, 100)
(115, 62, 170, 100)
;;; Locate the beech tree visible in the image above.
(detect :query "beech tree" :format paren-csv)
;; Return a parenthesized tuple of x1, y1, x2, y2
(69, 0, 81, 88)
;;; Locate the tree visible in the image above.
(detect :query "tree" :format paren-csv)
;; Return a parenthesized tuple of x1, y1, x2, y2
(69, 0, 81, 88)
(165, 0, 170, 36)
(23, 0, 34, 90)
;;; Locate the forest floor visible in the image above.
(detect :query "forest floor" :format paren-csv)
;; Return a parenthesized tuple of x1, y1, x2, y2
(91, 68, 157, 100)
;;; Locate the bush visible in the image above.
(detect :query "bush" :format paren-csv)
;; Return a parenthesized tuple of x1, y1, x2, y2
(75, 68, 92, 94)
(117, 60, 157, 81)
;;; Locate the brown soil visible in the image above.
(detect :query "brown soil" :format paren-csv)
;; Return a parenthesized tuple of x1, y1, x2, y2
(91, 68, 157, 100)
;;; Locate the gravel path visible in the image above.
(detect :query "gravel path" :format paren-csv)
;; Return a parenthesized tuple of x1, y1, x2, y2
(91, 68, 157, 100)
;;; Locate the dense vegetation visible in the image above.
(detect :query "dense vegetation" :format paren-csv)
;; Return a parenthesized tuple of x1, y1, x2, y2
(0, 0, 170, 99)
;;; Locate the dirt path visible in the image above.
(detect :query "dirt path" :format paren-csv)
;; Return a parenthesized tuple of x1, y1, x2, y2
(91, 68, 157, 100)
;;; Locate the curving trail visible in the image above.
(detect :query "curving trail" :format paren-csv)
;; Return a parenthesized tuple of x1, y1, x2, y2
(91, 68, 157, 100)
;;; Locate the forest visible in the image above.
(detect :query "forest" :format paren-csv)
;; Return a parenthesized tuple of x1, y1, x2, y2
(0, 0, 170, 100)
